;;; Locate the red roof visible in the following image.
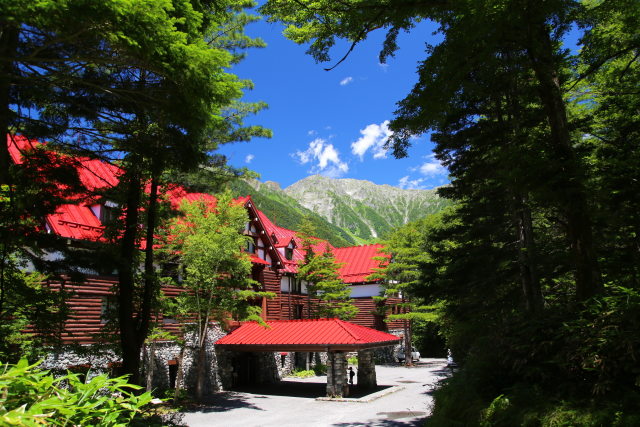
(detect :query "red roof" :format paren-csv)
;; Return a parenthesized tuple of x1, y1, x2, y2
(7, 134, 37, 164)
(216, 318, 400, 351)
(334, 244, 388, 283)
(75, 158, 121, 191)
(47, 204, 105, 241)
(249, 254, 270, 265)
(7, 134, 388, 279)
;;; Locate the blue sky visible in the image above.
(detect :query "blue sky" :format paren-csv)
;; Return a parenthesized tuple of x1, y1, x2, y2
(221, 18, 449, 190)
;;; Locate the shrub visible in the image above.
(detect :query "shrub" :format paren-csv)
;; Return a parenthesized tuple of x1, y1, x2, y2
(0, 359, 152, 426)
(290, 369, 315, 378)
(347, 356, 358, 366)
(313, 363, 327, 375)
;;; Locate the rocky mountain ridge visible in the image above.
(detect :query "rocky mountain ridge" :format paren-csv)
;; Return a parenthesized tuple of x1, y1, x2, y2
(283, 175, 450, 240)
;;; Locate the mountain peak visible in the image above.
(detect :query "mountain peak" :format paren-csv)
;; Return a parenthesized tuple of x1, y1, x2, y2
(283, 175, 450, 241)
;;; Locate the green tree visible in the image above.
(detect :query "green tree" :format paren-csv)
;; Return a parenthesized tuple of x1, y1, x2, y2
(369, 215, 441, 365)
(166, 191, 273, 400)
(297, 221, 357, 320)
(260, 0, 600, 301)
(3, 0, 270, 383)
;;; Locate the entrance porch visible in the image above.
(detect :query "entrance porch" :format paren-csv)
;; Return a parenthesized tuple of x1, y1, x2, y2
(215, 318, 400, 397)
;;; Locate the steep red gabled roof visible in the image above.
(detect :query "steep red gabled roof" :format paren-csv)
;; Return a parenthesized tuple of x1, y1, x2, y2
(215, 318, 400, 351)
(334, 244, 388, 284)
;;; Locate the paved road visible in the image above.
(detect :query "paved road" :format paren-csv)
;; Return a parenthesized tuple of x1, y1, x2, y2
(181, 358, 449, 427)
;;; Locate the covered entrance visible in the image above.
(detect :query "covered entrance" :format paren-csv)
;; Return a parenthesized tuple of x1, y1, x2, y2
(216, 318, 400, 397)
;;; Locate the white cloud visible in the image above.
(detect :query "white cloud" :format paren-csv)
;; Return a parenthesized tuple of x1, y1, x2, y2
(398, 176, 427, 190)
(244, 154, 254, 164)
(351, 120, 393, 160)
(307, 129, 317, 136)
(293, 138, 349, 178)
(418, 154, 447, 177)
(340, 76, 354, 86)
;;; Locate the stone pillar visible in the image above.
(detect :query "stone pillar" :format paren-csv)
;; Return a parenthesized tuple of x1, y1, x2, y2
(357, 349, 377, 389)
(326, 351, 347, 397)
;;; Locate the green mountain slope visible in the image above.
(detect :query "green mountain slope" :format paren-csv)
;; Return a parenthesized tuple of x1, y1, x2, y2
(284, 175, 451, 241)
(229, 179, 357, 247)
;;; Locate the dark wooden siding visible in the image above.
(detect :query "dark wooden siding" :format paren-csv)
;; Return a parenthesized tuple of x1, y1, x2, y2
(30, 274, 402, 344)
(261, 268, 282, 321)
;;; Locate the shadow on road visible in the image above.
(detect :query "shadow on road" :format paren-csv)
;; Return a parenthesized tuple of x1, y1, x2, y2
(332, 415, 427, 427)
(181, 391, 266, 413)
(233, 380, 394, 399)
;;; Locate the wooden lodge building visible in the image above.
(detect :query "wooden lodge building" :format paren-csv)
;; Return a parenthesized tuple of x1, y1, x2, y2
(6, 135, 404, 393)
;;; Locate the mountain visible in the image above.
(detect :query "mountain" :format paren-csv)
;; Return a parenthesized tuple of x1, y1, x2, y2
(283, 175, 451, 241)
(228, 179, 357, 247)
(231, 175, 451, 245)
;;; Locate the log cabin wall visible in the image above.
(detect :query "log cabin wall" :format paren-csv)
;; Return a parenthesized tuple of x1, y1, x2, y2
(260, 268, 282, 321)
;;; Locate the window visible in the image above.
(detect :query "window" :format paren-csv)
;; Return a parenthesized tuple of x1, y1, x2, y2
(101, 296, 118, 323)
(294, 304, 303, 319)
(285, 247, 294, 260)
(245, 239, 256, 254)
(280, 276, 290, 292)
(160, 262, 183, 282)
(100, 200, 119, 224)
(257, 238, 266, 260)
(291, 277, 302, 294)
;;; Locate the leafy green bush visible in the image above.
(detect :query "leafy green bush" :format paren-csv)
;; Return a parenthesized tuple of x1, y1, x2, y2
(289, 369, 315, 378)
(313, 364, 327, 375)
(347, 356, 358, 366)
(0, 359, 152, 426)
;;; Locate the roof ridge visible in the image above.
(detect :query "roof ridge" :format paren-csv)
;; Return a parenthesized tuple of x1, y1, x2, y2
(334, 318, 360, 342)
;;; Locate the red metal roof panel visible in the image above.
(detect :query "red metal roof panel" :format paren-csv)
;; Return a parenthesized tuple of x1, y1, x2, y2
(333, 244, 388, 283)
(47, 204, 105, 241)
(216, 318, 399, 347)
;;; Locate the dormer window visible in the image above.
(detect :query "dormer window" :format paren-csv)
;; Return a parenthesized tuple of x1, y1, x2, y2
(91, 200, 119, 224)
(285, 240, 296, 260)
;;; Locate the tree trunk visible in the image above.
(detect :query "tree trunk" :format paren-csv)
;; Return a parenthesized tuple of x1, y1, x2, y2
(118, 170, 143, 384)
(524, 18, 601, 300)
(173, 347, 185, 402)
(512, 194, 543, 313)
(195, 326, 209, 401)
(403, 319, 413, 367)
(0, 24, 18, 185)
(138, 169, 160, 351)
(145, 339, 156, 393)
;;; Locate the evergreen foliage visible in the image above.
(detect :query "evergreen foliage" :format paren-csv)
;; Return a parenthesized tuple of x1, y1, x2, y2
(262, 0, 640, 423)
(297, 226, 357, 320)
(369, 213, 443, 365)
(1, 0, 269, 383)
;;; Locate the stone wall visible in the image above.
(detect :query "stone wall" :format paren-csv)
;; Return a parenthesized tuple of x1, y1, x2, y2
(42, 325, 228, 394)
(371, 328, 404, 363)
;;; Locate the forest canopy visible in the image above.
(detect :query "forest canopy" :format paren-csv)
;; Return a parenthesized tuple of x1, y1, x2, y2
(262, 0, 640, 424)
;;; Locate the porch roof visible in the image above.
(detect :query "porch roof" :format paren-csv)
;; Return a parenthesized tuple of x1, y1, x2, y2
(215, 318, 400, 352)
